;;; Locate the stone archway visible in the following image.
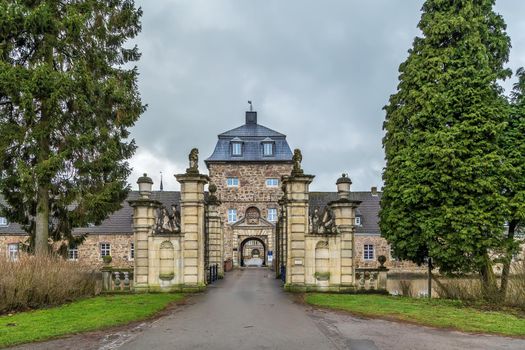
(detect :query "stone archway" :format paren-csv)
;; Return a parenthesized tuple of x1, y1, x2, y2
(240, 236, 266, 267)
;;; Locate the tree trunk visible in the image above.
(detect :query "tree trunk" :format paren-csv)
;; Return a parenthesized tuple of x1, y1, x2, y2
(480, 254, 499, 302)
(500, 220, 517, 298)
(34, 31, 54, 256)
(34, 185, 50, 255)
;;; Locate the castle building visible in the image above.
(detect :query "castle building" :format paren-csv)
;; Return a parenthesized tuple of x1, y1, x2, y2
(0, 109, 420, 272)
(205, 110, 293, 267)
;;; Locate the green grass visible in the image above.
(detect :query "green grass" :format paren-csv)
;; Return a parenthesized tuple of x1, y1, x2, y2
(0, 293, 184, 348)
(305, 294, 525, 337)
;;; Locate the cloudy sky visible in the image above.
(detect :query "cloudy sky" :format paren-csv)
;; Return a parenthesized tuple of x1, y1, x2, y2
(128, 0, 525, 192)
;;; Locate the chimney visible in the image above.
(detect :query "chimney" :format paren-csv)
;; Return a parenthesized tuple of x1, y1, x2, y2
(371, 186, 378, 196)
(246, 111, 257, 125)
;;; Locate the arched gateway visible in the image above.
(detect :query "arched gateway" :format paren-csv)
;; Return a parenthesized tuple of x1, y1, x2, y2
(127, 109, 384, 293)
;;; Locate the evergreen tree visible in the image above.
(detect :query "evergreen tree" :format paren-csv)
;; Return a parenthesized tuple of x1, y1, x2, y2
(380, 0, 511, 289)
(0, 1, 145, 255)
(500, 68, 525, 295)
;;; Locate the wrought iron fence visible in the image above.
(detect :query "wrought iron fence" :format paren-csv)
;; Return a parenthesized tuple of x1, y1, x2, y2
(207, 263, 219, 284)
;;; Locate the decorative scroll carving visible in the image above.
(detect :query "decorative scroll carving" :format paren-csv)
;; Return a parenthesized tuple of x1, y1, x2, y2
(246, 207, 260, 225)
(186, 148, 199, 174)
(155, 204, 181, 233)
(309, 206, 338, 234)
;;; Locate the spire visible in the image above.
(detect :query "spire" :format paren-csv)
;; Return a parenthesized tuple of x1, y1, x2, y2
(160, 171, 164, 191)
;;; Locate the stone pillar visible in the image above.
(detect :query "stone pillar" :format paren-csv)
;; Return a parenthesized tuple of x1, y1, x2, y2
(330, 174, 361, 289)
(206, 184, 224, 278)
(176, 170, 209, 290)
(282, 171, 314, 291)
(129, 174, 161, 292)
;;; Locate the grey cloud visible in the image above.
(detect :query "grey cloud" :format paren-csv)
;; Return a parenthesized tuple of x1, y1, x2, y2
(128, 0, 525, 191)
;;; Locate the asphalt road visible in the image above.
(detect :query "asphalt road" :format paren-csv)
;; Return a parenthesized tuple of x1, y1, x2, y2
(10, 268, 525, 350)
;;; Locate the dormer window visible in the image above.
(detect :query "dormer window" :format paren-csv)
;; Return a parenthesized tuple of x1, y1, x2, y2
(0, 217, 8, 226)
(262, 138, 274, 156)
(231, 137, 243, 156)
(355, 216, 362, 226)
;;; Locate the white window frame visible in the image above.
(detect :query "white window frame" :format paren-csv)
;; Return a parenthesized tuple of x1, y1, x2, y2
(0, 217, 8, 226)
(228, 209, 237, 223)
(363, 244, 374, 261)
(227, 177, 239, 187)
(267, 208, 277, 222)
(265, 178, 279, 187)
(129, 242, 135, 261)
(263, 142, 274, 156)
(355, 216, 361, 226)
(232, 142, 242, 156)
(68, 246, 79, 261)
(100, 243, 111, 257)
(8, 243, 19, 261)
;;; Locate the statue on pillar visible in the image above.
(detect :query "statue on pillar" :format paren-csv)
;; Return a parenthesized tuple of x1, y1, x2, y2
(292, 148, 304, 176)
(186, 148, 199, 174)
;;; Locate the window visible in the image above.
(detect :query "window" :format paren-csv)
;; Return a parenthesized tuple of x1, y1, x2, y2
(355, 216, 361, 226)
(68, 245, 79, 261)
(263, 142, 273, 156)
(8, 243, 18, 261)
(265, 178, 279, 187)
(227, 177, 239, 187)
(267, 208, 277, 222)
(363, 244, 374, 261)
(130, 243, 135, 261)
(100, 243, 111, 257)
(228, 209, 237, 223)
(0, 217, 8, 226)
(232, 142, 242, 156)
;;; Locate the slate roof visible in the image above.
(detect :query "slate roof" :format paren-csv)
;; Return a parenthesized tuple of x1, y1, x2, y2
(309, 191, 382, 235)
(0, 191, 181, 235)
(1, 191, 381, 236)
(206, 112, 293, 164)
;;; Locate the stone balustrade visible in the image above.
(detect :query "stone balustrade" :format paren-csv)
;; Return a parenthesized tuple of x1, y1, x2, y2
(101, 267, 134, 292)
(355, 267, 388, 291)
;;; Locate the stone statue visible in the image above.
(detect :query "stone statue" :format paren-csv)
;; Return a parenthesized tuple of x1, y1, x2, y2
(186, 148, 199, 174)
(310, 206, 338, 234)
(155, 204, 181, 234)
(292, 148, 303, 175)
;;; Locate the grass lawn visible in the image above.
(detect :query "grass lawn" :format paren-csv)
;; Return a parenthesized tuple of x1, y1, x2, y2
(305, 294, 525, 337)
(0, 293, 185, 348)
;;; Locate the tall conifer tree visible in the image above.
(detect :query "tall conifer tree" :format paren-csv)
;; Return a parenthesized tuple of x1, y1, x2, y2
(0, 1, 145, 255)
(381, 0, 511, 288)
(500, 68, 525, 295)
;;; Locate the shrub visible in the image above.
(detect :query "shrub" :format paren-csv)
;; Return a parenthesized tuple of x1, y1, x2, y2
(0, 255, 98, 314)
(434, 277, 483, 301)
(506, 261, 525, 310)
(398, 280, 413, 297)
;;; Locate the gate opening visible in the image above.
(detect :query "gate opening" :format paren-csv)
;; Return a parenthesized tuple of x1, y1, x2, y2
(240, 237, 266, 267)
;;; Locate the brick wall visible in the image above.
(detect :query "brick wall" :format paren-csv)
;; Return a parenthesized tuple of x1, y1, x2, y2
(0, 233, 134, 268)
(208, 162, 293, 260)
(354, 235, 425, 272)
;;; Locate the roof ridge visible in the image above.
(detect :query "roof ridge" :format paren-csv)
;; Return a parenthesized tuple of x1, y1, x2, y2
(218, 123, 286, 137)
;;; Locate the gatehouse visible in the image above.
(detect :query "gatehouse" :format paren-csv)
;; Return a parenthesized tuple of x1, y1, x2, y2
(129, 109, 388, 292)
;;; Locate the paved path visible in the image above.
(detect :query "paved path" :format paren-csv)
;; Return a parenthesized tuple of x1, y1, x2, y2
(11, 268, 525, 350)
